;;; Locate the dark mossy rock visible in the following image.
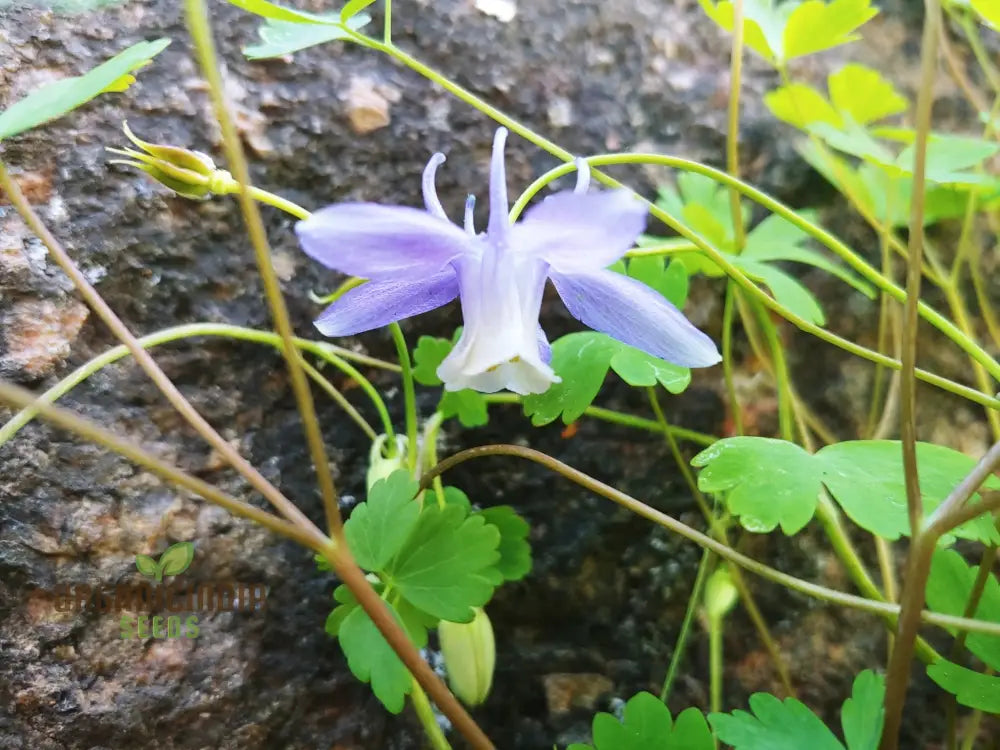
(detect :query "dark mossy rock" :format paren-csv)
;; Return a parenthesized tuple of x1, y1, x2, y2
(0, 1, 992, 748)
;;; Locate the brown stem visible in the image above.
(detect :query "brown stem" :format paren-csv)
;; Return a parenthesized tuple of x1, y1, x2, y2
(0, 162, 318, 537)
(881, 1, 942, 744)
(418, 444, 1000, 637)
(0, 381, 322, 549)
(0, 380, 494, 749)
(184, 0, 342, 537)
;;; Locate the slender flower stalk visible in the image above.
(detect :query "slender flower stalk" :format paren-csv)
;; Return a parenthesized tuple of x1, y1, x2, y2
(296, 128, 721, 395)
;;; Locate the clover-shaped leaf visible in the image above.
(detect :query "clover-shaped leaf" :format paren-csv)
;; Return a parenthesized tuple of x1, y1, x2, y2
(412, 331, 490, 428)
(386, 504, 502, 622)
(344, 470, 421, 572)
(569, 692, 714, 750)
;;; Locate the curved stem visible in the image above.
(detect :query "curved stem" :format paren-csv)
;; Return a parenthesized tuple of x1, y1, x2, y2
(480, 393, 718, 445)
(186, 0, 341, 537)
(0, 323, 393, 449)
(418, 445, 1000, 638)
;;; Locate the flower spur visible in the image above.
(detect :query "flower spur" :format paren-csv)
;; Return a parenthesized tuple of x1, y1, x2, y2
(296, 128, 721, 395)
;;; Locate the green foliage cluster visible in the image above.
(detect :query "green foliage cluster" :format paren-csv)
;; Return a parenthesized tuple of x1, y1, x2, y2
(324, 471, 531, 712)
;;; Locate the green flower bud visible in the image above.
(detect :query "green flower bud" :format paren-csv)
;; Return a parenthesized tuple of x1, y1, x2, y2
(438, 607, 495, 707)
(365, 434, 409, 491)
(704, 566, 739, 622)
(107, 121, 236, 200)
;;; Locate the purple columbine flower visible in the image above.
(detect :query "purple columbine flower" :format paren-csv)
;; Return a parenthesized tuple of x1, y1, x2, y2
(296, 128, 721, 395)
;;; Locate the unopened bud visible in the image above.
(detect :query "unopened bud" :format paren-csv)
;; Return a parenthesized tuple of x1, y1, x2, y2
(107, 121, 236, 199)
(438, 607, 496, 706)
(366, 433, 409, 491)
(704, 566, 739, 622)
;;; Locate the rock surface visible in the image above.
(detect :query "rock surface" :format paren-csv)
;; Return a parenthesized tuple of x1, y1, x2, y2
(0, 1, 990, 748)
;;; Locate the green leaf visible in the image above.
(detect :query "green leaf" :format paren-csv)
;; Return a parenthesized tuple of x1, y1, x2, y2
(732, 257, 826, 325)
(412, 335, 451, 386)
(711, 671, 885, 750)
(765, 83, 842, 129)
(225, 0, 332, 23)
(783, 0, 878, 59)
(692, 437, 821, 534)
(698, 0, 788, 62)
(158, 541, 195, 577)
(337, 601, 413, 713)
(0, 39, 170, 141)
(827, 64, 907, 126)
(522, 333, 618, 425)
(809, 121, 895, 162)
(710, 693, 845, 750)
(134, 554, 159, 578)
(344, 470, 421, 572)
(341, 0, 376, 22)
(694, 438, 1000, 543)
(816, 441, 1000, 545)
(440, 389, 490, 428)
(742, 213, 875, 298)
(442, 486, 473, 514)
(971, 0, 1000, 29)
(926, 548, 1000, 670)
(840, 670, 885, 750)
(479, 506, 532, 581)
(626, 256, 690, 307)
(581, 692, 713, 750)
(411, 332, 489, 427)
(388, 504, 502, 622)
(894, 134, 1000, 186)
(522, 332, 691, 426)
(927, 660, 1000, 714)
(243, 13, 370, 59)
(609, 346, 691, 392)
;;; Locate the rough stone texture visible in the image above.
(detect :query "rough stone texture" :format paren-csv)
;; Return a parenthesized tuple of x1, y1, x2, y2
(0, 1, 993, 748)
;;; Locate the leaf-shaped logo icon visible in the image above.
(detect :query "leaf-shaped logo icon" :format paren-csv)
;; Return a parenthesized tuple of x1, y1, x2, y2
(135, 553, 159, 578)
(159, 541, 195, 577)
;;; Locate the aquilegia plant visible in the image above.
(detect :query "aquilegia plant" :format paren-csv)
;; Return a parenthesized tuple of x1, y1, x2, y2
(4, 1, 1000, 749)
(296, 127, 721, 394)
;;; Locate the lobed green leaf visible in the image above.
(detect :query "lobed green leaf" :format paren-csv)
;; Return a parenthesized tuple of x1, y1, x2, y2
(343, 470, 421, 572)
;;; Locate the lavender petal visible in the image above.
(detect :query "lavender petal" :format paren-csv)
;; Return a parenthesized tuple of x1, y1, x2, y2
(513, 189, 647, 271)
(314, 270, 459, 337)
(549, 267, 721, 368)
(296, 203, 472, 279)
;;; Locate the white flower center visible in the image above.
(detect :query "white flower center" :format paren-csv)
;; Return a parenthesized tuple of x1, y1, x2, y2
(437, 243, 558, 395)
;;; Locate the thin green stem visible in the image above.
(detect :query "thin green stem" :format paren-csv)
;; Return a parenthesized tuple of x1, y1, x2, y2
(185, 0, 342, 537)
(301, 359, 378, 441)
(243, 185, 311, 220)
(661, 548, 714, 703)
(410, 678, 451, 750)
(0, 323, 393, 449)
(418, 445, 1000, 638)
(709, 612, 724, 715)
(421, 411, 448, 508)
(722, 283, 744, 435)
(481, 393, 718, 445)
(389, 323, 419, 473)
(726, 0, 746, 251)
